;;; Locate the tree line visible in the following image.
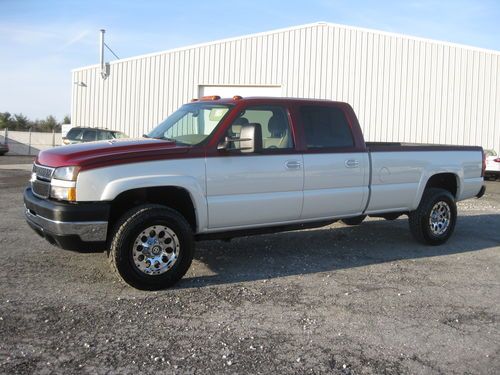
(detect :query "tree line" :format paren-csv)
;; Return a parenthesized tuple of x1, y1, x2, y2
(0, 113, 70, 133)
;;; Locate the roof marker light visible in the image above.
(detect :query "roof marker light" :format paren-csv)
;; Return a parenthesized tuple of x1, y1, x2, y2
(200, 95, 221, 101)
(232, 95, 243, 100)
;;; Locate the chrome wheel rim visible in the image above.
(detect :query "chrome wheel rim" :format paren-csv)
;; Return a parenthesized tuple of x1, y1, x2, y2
(429, 201, 451, 236)
(132, 225, 180, 275)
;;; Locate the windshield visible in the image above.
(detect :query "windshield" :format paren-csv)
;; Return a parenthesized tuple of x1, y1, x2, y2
(147, 102, 233, 145)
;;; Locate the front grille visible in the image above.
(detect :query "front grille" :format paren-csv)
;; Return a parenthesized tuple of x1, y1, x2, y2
(32, 179, 51, 198)
(33, 164, 54, 181)
(31, 163, 54, 198)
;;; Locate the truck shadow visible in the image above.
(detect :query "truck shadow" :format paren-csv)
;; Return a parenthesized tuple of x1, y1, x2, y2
(179, 213, 500, 289)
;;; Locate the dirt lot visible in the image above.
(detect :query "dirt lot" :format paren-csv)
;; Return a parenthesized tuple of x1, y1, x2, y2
(0, 155, 35, 166)
(0, 167, 499, 374)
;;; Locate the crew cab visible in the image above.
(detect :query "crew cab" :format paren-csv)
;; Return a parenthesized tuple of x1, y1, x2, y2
(24, 97, 486, 290)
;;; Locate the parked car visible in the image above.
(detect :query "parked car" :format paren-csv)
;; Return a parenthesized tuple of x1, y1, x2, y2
(0, 143, 9, 155)
(24, 96, 486, 290)
(484, 149, 500, 180)
(62, 127, 128, 144)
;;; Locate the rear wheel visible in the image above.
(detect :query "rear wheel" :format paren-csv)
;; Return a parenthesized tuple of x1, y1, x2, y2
(108, 204, 194, 290)
(341, 215, 366, 226)
(408, 188, 457, 245)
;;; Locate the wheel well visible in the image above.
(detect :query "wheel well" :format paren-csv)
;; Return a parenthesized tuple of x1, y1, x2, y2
(108, 187, 197, 232)
(424, 173, 458, 197)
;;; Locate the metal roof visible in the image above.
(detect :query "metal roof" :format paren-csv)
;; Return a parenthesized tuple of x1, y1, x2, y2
(73, 21, 500, 72)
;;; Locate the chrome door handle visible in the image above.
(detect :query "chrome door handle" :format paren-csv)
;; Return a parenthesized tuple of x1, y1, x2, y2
(285, 160, 302, 169)
(345, 159, 360, 168)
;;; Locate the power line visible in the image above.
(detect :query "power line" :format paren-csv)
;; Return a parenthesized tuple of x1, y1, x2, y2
(104, 43, 120, 60)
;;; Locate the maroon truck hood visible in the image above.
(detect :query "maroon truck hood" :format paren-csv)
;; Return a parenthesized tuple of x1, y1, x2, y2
(37, 139, 192, 169)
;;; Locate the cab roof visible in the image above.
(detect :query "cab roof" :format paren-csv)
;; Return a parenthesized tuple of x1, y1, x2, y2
(192, 96, 348, 106)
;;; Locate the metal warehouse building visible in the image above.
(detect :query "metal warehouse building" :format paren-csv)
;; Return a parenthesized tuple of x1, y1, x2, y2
(71, 22, 500, 152)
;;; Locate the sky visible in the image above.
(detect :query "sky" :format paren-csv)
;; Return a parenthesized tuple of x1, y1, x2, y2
(0, 0, 499, 120)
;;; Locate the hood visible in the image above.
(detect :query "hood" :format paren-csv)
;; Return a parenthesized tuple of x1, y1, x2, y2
(36, 138, 192, 169)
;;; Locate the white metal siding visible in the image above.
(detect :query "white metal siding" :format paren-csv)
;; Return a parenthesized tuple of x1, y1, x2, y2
(72, 23, 500, 152)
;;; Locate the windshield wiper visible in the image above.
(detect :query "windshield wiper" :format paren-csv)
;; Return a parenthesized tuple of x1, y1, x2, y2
(151, 136, 177, 143)
(144, 135, 190, 146)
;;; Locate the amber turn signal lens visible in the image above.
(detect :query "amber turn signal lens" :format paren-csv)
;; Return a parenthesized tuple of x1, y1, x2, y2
(67, 187, 77, 201)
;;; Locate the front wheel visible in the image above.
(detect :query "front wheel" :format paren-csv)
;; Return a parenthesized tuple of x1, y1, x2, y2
(408, 188, 457, 245)
(108, 204, 194, 290)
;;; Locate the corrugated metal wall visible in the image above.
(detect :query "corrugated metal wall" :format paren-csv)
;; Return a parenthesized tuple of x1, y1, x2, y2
(72, 22, 500, 152)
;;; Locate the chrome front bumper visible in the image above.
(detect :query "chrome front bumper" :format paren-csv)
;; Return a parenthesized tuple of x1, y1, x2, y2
(25, 206, 108, 242)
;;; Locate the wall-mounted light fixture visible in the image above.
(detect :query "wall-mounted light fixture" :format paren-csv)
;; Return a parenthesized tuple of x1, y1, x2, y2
(74, 81, 87, 87)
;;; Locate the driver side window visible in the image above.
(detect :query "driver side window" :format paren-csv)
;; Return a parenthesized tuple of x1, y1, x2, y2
(226, 106, 293, 151)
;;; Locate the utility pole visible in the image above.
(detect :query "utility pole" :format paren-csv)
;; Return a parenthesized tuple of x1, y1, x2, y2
(100, 29, 108, 79)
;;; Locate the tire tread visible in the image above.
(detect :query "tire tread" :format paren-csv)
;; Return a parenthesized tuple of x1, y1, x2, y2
(408, 188, 456, 246)
(108, 204, 194, 290)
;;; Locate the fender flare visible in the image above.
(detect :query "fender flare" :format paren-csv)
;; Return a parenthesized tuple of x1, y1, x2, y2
(101, 175, 208, 232)
(412, 169, 462, 210)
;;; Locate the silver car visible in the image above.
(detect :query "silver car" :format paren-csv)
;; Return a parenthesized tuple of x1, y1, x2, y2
(63, 127, 128, 145)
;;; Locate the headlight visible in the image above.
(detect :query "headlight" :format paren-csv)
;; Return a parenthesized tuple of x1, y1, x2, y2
(50, 185, 77, 201)
(50, 167, 79, 201)
(53, 166, 80, 181)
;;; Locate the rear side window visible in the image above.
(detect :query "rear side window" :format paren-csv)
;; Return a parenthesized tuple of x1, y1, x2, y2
(300, 106, 354, 149)
(82, 129, 97, 142)
(112, 131, 128, 139)
(97, 130, 113, 140)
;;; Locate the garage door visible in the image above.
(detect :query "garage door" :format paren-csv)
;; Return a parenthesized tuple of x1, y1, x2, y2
(198, 85, 282, 99)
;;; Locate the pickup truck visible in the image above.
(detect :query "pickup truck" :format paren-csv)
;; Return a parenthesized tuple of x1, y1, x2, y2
(24, 96, 486, 290)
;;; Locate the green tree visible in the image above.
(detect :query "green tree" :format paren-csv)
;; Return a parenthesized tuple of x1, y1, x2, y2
(12, 113, 31, 131)
(0, 112, 13, 130)
(38, 115, 60, 132)
(63, 115, 71, 124)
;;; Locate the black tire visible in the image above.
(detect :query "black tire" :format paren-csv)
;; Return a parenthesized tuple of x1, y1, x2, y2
(408, 188, 457, 245)
(342, 215, 366, 226)
(108, 204, 194, 290)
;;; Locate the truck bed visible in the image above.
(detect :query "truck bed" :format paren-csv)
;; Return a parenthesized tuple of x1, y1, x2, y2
(364, 142, 483, 214)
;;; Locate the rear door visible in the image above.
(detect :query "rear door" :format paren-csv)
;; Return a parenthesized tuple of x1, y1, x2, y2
(205, 105, 303, 229)
(298, 105, 369, 219)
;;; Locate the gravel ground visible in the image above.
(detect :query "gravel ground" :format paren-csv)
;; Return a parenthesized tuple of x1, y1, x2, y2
(0, 155, 35, 165)
(0, 169, 499, 374)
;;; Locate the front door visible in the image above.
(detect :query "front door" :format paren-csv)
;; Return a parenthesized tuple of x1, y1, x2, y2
(206, 105, 303, 229)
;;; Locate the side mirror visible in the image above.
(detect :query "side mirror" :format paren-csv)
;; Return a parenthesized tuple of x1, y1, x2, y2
(218, 123, 262, 153)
